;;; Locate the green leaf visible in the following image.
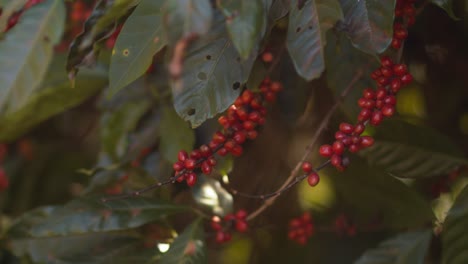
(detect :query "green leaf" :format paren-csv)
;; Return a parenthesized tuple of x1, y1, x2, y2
(160, 219, 206, 264)
(325, 31, 379, 118)
(0, 0, 27, 32)
(172, 14, 256, 127)
(338, 0, 396, 54)
(0, 57, 107, 142)
(108, 0, 167, 97)
(429, 0, 458, 19)
(66, 0, 139, 77)
(287, 0, 343, 80)
(101, 78, 153, 161)
(11, 231, 144, 264)
(355, 230, 432, 264)
(9, 196, 187, 237)
(0, 0, 66, 114)
(163, 0, 213, 44)
(331, 156, 434, 229)
(361, 120, 468, 178)
(192, 175, 233, 216)
(442, 185, 468, 264)
(219, 0, 265, 59)
(268, 0, 289, 22)
(159, 104, 195, 163)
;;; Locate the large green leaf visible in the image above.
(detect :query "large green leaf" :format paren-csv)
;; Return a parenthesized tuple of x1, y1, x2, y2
(287, 0, 343, 81)
(159, 104, 195, 163)
(0, 0, 65, 114)
(442, 185, 468, 264)
(219, 0, 265, 59)
(172, 14, 256, 127)
(108, 0, 167, 97)
(331, 156, 434, 229)
(0, 57, 107, 142)
(10, 196, 187, 237)
(159, 219, 206, 264)
(163, 0, 213, 44)
(325, 31, 379, 118)
(338, 0, 396, 54)
(11, 231, 146, 264)
(101, 78, 153, 161)
(66, 0, 139, 77)
(355, 230, 432, 264)
(429, 0, 457, 19)
(361, 120, 467, 178)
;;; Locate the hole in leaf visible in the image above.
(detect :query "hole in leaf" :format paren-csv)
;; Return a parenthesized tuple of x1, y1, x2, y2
(43, 35, 50, 42)
(187, 108, 196, 116)
(232, 82, 240, 90)
(296, 27, 301, 33)
(123, 49, 130, 56)
(206, 55, 212, 60)
(236, 57, 241, 62)
(308, 26, 313, 30)
(197, 72, 207, 80)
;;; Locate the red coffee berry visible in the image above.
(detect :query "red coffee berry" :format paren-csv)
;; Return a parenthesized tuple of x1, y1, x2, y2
(173, 161, 184, 171)
(360, 136, 374, 147)
(241, 90, 254, 104)
(362, 88, 375, 99)
(213, 132, 226, 144)
(216, 231, 227, 244)
(358, 108, 372, 122)
(339, 123, 354, 134)
(264, 92, 276, 102)
(380, 56, 393, 68)
(271, 82, 283, 92)
(190, 150, 202, 159)
(375, 88, 387, 100)
(243, 121, 256, 131)
(184, 159, 196, 170)
(348, 144, 360, 153)
(307, 172, 320, 187)
(178, 150, 188, 162)
(332, 141, 345, 155)
(199, 145, 211, 157)
(235, 220, 248, 233)
(384, 95, 397, 105)
(233, 131, 246, 144)
(391, 79, 402, 93)
(218, 116, 229, 127)
(207, 156, 217, 166)
(224, 140, 236, 151)
(380, 67, 393, 77)
(236, 209, 248, 220)
(330, 154, 342, 168)
(377, 77, 389, 86)
(394, 28, 408, 40)
(248, 111, 261, 122)
(354, 123, 366, 135)
(302, 162, 313, 173)
(201, 161, 212, 175)
(382, 104, 395, 117)
(401, 73, 413, 84)
(231, 145, 243, 157)
(391, 38, 402, 49)
(262, 52, 274, 63)
(319, 144, 333, 157)
(186, 172, 197, 187)
(335, 131, 347, 140)
(217, 148, 228, 156)
(247, 130, 258, 140)
(393, 64, 407, 76)
(370, 111, 384, 126)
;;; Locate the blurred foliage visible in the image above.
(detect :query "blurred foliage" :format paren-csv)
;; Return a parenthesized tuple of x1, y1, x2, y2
(0, 0, 467, 263)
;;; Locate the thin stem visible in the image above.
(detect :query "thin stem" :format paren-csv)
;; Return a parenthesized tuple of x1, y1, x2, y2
(246, 70, 364, 221)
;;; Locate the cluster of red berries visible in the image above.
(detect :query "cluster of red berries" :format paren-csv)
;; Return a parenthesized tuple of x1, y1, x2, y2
(288, 212, 314, 245)
(392, 0, 416, 49)
(317, 32, 413, 171)
(0, 144, 8, 192)
(301, 162, 320, 187)
(69, 1, 91, 23)
(211, 210, 248, 244)
(334, 213, 356, 237)
(172, 78, 282, 187)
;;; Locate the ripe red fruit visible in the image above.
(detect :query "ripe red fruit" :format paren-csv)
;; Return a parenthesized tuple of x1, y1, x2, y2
(224, 140, 236, 151)
(262, 52, 274, 63)
(375, 88, 387, 100)
(241, 90, 254, 104)
(382, 105, 395, 117)
(370, 111, 384, 126)
(216, 231, 227, 243)
(335, 131, 347, 140)
(178, 150, 188, 162)
(380, 56, 393, 68)
(362, 88, 375, 99)
(360, 136, 375, 147)
(401, 73, 413, 84)
(391, 78, 402, 93)
(201, 161, 212, 175)
(380, 67, 393, 77)
(332, 141, 345, 155)
(231, 145, 243, 157)
(330, 154, 342, 168)
(211, 221, 222, 231)
(184, 159, 196, 170)
(233, 131, 247, 144)
(348, 144, 360, 153)
(218, 116, 229, 127)
(264, 92, 276, 102)
(302, 162, 313, 173)
(173, 161, 184, 171)
(319, 144, 333, 157)
(270, 82, 283, 92)
(393, 64, 408, 76)
(190, 150, 202, 159)
(358, 108, 372, 122)
(213, 131, 226, 144)
(377, 77, 389, 86)
(307, 172, 320, 187)
(354, 123, 366, 135)
(199, 145, 212, 157)
(243, 121, 256, 131)
(217, 147, 228, 156)
(339, 123, 354, 134)
(235, 220, 248, 233)
(384, 95, 397, 105)
(391, 38, 402, 49)
(247, 130, 258, 140)
(207, 156, 217, 166)
(248, 111, 261, 122)
(186, 172, 197, 187)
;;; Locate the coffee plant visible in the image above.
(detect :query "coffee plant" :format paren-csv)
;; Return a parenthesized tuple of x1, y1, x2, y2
(0, 0, 468, 263)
